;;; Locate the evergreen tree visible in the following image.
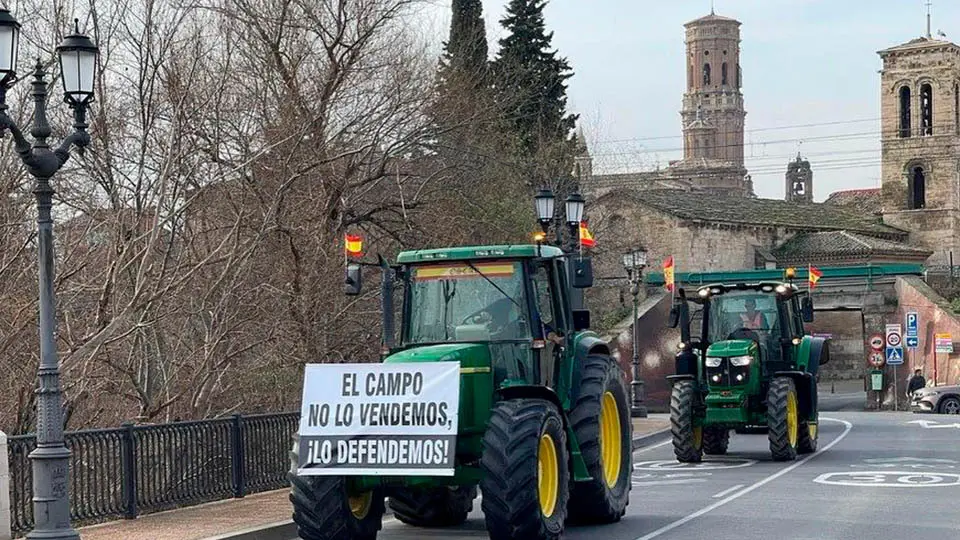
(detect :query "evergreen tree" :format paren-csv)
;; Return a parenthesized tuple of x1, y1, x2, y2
(438, 0, 489, 91)
(491, 0, 578, 160)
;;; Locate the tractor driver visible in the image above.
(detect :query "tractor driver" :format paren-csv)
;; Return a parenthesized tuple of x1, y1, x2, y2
(739, 298, 769, 330)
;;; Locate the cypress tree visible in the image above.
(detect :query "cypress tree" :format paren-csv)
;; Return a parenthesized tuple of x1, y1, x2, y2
(438, 0, 489, 91)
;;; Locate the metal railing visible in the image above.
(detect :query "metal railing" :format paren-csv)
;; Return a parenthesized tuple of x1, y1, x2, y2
(7, 412, 299, 537)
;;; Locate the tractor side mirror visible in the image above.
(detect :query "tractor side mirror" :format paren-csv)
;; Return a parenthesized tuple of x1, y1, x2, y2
(801, 296, 814, 322)
(572, 309, 591, 331)
(570, 257, 594, 288)
(345, 263, 362, 295)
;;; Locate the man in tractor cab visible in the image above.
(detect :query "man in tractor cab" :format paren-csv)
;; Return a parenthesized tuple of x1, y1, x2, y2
(739, 298, 769, 330)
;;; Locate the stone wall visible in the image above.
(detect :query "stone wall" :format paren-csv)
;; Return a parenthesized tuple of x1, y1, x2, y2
(807, 310, 865, 380)
(1, 431, 10, 540)
(896, 275, 960, 387)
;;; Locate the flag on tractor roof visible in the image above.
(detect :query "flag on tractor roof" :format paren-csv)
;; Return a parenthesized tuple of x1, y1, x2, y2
(808, 265, 822, 289)
(345, 233, 363, 258)
(664, 256, 675, 292)
(579, 221, 596, 248)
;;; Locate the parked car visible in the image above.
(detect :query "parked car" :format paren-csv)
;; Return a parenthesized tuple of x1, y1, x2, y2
(911, 385, 960, 414)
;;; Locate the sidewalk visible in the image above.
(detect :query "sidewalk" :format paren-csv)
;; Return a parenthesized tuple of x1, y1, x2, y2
(74, 416, 670, 540)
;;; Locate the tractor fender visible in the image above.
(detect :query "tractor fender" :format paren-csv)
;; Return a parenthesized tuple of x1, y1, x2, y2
(667, 374, 697, 384)
(773, 371, 817, 419)
(496, 385, 565, 422)
(674, 350, 698, 377)
(569, 334, 612, 402)
(807, 337, 830, 374)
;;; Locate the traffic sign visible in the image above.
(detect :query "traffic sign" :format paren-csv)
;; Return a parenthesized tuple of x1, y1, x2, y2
(868, 351, 884, 367)
(935, 333, 953, 353)
(886, 346, 904, 365)
(869, 334, 884, 351)
(906, 312, 919, 337)
(906, 336, 919, 348)
(886, 324, 902, 348)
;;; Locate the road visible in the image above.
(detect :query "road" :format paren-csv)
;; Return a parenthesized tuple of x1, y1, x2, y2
(301, 412, 960, 540)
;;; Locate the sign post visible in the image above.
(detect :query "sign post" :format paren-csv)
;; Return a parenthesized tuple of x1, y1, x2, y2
(886, 324, 903, 410)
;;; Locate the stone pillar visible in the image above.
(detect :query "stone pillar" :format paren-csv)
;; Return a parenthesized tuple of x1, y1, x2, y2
(1, 431, 10, 540)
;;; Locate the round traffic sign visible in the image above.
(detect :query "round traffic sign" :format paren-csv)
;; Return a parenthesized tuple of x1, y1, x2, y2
(869, 334, 884, 351)
(888, 333, 902, 347)
(869, 352, 884, 367)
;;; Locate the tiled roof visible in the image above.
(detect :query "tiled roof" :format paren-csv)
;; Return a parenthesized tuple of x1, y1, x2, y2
(773, 230, 931, 260)
(600, 188, 905, 236)
(824, 188, 881, 209)
(879, 36, 959, 53)
(685, 13, 740, 26)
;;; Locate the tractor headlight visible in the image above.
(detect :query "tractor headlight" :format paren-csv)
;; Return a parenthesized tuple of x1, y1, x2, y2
(705, 357, 722, 367)
(729, 355, 752, 367)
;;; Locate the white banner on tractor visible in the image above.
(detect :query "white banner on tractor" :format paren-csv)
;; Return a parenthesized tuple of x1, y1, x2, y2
(296, 362, 461, 476)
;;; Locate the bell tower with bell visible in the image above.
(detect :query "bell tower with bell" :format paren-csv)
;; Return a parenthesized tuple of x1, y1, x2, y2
(785, 153, 813, 203)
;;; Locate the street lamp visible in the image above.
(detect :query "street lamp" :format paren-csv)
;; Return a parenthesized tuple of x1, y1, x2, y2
(622, 247, 649, 418)
(564, 190, 584, 251)
(534, 187, 555, 234)
(0, 12, 99, 540)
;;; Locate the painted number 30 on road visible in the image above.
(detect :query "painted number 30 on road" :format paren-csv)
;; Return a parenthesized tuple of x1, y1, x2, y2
(814, 471, 960, 487)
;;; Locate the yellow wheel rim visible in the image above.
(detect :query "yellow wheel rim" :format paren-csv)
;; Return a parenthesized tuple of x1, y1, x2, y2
(599, 392, 623, 488)
(538, 433, 559, 518)
(692, 425, 703, 449)
(348, 492, 373, 519)
(809, 423, 817, 440)
(786, 391, 798, 447)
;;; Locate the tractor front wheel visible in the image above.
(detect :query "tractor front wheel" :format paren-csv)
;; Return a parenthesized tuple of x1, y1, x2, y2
(797, 421, 818, 454)
(288, 438, 384, 540)
(767, 377, 800, 461)
(480, 398, 570, 540)
(702, 427, 729, 455)
(387, 485, 476, 527)
(670, 380, 703, 463)
(567, 354, 632, 524)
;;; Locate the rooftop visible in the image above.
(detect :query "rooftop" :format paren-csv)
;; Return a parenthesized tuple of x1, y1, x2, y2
(879, 35, 960, 55)
(685, 12, 741, 26)
(824, 188, 882, 210)
(598, 188, 905, 237)
(396, 244, 565, 264)
(773, 230, 932, 261)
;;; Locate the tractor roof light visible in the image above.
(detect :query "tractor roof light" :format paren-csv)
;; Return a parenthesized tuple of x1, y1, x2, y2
(792, 337, 801, 345)
(761, 285, 774, 292)
(775, 284, 788, 295)
(785, 267, 796, 279)
(698, 288, 710, 298)
(678, 341, 687, 350)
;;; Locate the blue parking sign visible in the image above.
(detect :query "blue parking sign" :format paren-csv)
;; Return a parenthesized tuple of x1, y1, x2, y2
(906, 312, 919, 337)
(886, 346, 904, 365)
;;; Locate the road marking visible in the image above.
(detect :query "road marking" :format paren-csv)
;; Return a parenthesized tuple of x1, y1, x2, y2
(907, 419, 960, 429)
(633, 458, 756, 471)
(633, 438, 672, 454)
(631, 478, 709, 486)
(632, 416, 853, 540)
(813, 471, 960, 487)
(711, 484, 744, 498)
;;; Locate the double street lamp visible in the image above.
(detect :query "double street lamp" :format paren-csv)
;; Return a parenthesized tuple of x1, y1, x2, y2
(622, 248, 648, 418)
(534, 187, 585, 252)
(0, 9, 100, 540)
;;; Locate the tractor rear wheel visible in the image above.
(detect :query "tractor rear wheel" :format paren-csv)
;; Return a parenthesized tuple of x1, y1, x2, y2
(797, 421, 818, 454)
(702, 427, 729, 455)
(767, 377, 800, 461)
(567, 354, 632, 524)
(670, 380, 703, 463)
(288, 437, 384, 540)
(480, 398, 570, 540)
(387, 485, 476, 527)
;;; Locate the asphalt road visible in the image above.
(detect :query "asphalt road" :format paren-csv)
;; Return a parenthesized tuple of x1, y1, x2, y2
(312, 411, 960, 540)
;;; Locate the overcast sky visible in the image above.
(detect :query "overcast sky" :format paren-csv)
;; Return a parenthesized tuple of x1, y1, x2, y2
(420, 0, 960, 201)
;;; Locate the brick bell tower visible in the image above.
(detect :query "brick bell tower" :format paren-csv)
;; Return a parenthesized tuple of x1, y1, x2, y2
(878, 26, 960, 269)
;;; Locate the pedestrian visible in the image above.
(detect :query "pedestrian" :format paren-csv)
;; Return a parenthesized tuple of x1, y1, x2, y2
(907, 368, 926, 398)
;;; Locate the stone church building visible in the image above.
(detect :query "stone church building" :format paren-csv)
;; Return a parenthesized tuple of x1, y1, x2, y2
(583, 9, 960, 280)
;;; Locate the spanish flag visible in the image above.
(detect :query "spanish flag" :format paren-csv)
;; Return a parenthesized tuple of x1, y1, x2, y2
(345, 234, 363, 258)
(664, 255, 675, 292)
(579, 221, 596, 248)
(808, 265, 822, 289)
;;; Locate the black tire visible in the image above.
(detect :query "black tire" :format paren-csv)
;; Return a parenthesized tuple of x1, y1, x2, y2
(702, 427, 729, 455)
(939, 396, 960, 414)
(797, 421, 818, 454)
(388, 485, 476, 527)
(670, 380, 703, 463)
(480, 399, 570, 540)
(768, 377, 799, 462)
(567, 354, 632, 524)
(288, 437, 384, 540)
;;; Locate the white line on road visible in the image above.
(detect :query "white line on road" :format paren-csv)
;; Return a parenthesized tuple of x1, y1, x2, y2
(633, 438, 672, 454)
(711, 484, 744, 498)
(632, 417, 854, 540)
(632, 479, 708, 487)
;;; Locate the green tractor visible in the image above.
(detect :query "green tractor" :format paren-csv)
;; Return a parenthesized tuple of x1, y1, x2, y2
(667, 277, 829, 462)
(289, 244, 633, 540)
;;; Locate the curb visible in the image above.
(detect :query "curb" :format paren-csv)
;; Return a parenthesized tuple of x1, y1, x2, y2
(206, 430, 671, 540)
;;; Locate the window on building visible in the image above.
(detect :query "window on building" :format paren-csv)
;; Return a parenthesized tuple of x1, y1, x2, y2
(688, 63, 693, 88)
(737, 64, 741, 88)
(721, 63, 728, 86)
(899, 86, 911, 138)
(909, 166, 926, 209)
(920, 83, 933, 136)
(703, 63, 711, 85)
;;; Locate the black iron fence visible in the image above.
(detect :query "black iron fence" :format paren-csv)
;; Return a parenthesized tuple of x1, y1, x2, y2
(6, 412, 299, 537)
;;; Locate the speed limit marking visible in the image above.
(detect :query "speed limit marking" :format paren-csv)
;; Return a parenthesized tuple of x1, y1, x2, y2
(813, 471, 960, 487)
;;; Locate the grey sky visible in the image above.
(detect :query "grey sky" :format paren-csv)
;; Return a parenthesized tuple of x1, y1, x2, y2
(423, 0, 960, 201)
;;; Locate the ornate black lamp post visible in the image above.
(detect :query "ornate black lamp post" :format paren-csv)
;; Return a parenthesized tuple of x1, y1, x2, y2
(622, 248, 648, 418)
(0, 11, 99, 540)
(563, 190, 584, 252)
(533, 186, 586, 252)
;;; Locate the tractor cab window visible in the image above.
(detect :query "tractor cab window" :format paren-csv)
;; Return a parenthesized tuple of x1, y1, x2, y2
(706, 291, 782, 361)
(405, 261, 531, 344)
(532, 266, 557, 335)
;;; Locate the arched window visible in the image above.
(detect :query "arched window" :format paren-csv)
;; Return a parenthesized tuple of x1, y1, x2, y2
(921, 83, 933, 136)
(703, 63, 711, 85)
(737, 64, 741, 88)
(899, 86, 911, 138)
(721, 63, 728, 86)
(909, 166, 926, 209)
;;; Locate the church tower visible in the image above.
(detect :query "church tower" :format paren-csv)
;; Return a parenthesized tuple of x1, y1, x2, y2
(682, 11, 745, 165)
(785, 153, 813, 203)
(878, 31, 960, 268)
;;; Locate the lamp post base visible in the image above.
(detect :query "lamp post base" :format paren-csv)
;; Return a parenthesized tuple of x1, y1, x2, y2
(630, 380, 648, 418)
